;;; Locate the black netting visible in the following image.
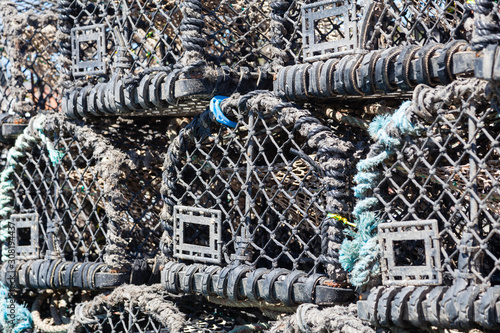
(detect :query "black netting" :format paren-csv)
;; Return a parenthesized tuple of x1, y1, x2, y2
(12, 126, 107, 262)
(377, 90, 500, 286)
(67, 0, 275, 76)
(166, 104, 344, 275)
(3, 115, 185, 266)
(359, 0, 471, 50)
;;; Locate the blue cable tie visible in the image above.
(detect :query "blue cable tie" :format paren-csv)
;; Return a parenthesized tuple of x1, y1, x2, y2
(210, 95, 237, 128)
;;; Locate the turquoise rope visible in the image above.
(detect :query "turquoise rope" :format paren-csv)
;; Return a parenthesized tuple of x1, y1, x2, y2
(37, 129, 64, 166)
(340, 101, 421, 287)
(0, 282, 32, 333)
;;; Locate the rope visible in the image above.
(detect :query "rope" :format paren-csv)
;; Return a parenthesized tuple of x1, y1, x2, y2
(178, 0, 208, 78)
(0, 282, 32, 333)
(31, 292, 70, 333)
(471, 0, 500, 50)
(68, 284, 185, 333)
(269, 0, 291, 70)
(339, 101, 421, 287)
(56, 0, 79, 89)
(267, 303, 375, 333)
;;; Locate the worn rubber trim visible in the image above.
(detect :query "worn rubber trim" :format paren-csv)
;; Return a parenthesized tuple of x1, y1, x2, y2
(361, 286, 385, 326)
(66, 89, 81, 119)
(37, 260, 52, 289)
(320, 58, 338, 96)
(359, 51, 380, 95)
(21, 260, 34, 288)
(82, 262, 96, 289)
(150, 72, 169, 108)
(163, 70, 181, 105)
(308, 61, 324, 97)
(147, 257, 162, 285)
(286, 65, 300, 100)
(276, 66, 290, 100)
(245, 268, 269, 302)
(226, 265, 251, 301)
(182, 264, 202, 295)
(87, 83, 103, 116)
(52, 261, 69, 289)
(201, 265, 220, 296)
(262, 268, 290, 303)
(476, 286, 500, 329)
(437, 40, 467, 85)
(456, 285, 481, 330)
(63, 262, 80, 289)
(375, 47, 401, 92)
(396, 45, 420, 91)
(334, 56, 350, 95)
(138, 74, 155, 110)
(28, 259, 44, 289)
(344, 54, 364, 95)
(114, 79, 132, 114)
(76, 86, 92, 118)
(391, 286, 415, 327)
(166, 263, 185, 293)
(124, 84, 141, 111)
(415, 43, 444, 86)
(215, 266, 232, 298)
(282, 270, 307, 306)
(303, 273, 325, 304)
(90, 264, 106, 289)
(96, 83, 112, 115)
(423, 286, 447, 327)
(407, 286, 432, 328)
(376, 286, 402, 327)
(295, 64, 311, 99)
(72, 262, 89, 289)
(105, 78, 117, 114)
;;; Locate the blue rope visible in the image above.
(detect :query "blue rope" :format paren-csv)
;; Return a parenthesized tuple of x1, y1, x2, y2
(340, 101, 421, 287)
(0, 282, 32, 333)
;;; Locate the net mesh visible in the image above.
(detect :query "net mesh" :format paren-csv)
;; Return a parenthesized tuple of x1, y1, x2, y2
(377, 86, 500, 286)
(166, 106, 330, 274)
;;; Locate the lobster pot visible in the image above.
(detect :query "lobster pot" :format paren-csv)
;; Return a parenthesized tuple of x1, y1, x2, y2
(0, 0, 61, 114)
(79, 301, 172, 333)
(7, 119, 107, 264)
(279, 0, 469, 64)
(0, 115, 175, 290)
(376, 93, 500, 287)
(166, 104, 334, 275)
(360, 0, 470, 50)
(77, 286, 265, 333)
(67, 0, 274, 75)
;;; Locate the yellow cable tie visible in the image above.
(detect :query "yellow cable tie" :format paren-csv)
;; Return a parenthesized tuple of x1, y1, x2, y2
(327, 213, 356, 228)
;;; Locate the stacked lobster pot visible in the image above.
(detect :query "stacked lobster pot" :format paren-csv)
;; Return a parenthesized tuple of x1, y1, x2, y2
(0, 0, 499, 332)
